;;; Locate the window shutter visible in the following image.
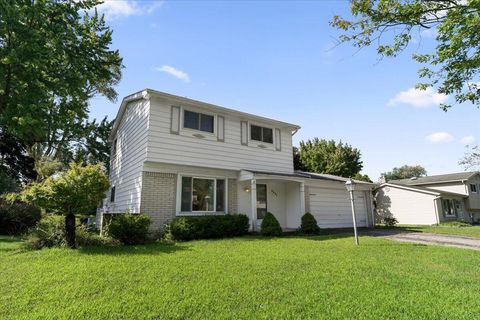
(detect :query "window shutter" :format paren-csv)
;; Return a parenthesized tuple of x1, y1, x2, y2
(217, 116, 225, 142)
(170, 106, 180, 134)
(275, 128, 281, 151)
(240, 121, 248, 145)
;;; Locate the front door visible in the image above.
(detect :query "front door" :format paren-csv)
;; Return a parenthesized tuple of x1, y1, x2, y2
(256, 184, 267, 220)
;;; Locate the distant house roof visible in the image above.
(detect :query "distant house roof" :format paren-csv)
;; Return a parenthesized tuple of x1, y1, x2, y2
(377, 183, 467, 198)
(389, 171, 480, 186)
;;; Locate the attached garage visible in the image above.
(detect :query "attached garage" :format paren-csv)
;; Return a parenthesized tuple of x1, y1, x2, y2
(308, 187, 370, 228)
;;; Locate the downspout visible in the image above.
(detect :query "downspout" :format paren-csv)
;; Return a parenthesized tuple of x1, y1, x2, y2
(433, 196, 441, 225)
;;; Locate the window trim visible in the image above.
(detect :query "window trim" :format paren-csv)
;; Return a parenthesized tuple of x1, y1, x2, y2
(249, 123, 274, 145)
(176, 174, 228, 215)
(470, 183, 478, 193)
(181, 107, 216, 135)
(442, 199, 457, 217)
(112, 138, 118, 157)
(110, 186, 115, 203)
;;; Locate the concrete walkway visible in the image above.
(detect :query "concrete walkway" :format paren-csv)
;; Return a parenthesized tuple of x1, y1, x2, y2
(367, 230, 480, 251)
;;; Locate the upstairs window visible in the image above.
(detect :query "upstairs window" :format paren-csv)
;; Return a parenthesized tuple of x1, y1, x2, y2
(183, 110, 214, 133)
(250, 125, 273, 143)
(471, 184, 478, 193)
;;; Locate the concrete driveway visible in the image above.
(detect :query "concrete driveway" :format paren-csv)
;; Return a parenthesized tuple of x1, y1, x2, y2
(366, 229, 480, 251)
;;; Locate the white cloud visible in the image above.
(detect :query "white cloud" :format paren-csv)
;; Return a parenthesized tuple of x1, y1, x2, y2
(155, 65, 190, 82)
(96, 1, 163, 20)
(460, 135, 476, 145)
(426, 132, 454, 143)
(387, 87, 448, 108)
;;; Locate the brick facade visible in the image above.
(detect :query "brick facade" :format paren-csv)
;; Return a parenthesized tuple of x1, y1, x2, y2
(140, 172, 177, 230)
(140, 172, 240, 230)
(228, 178, 238, 213)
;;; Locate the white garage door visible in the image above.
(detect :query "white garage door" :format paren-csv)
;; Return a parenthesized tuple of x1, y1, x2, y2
(309, 188, 369, 228)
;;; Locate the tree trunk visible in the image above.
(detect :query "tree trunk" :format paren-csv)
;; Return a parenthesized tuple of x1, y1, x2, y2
(65, 213, 76, 249)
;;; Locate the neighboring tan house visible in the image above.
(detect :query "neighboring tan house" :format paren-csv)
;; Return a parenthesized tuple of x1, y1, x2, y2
(375, 172, 480, 225)
(98, 89, 375, 231)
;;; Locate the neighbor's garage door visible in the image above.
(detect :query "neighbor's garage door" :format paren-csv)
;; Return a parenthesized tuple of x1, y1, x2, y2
(308, 188, 368, 228)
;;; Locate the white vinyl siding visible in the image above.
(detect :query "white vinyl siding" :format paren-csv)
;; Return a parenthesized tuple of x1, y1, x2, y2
(308, 187, 368, 228)
(147, 97, 294, 173)
(375, 185, 439, 225)
(109, 99, 149, 213)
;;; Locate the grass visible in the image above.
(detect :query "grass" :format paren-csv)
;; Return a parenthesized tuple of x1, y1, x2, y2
(2, 234, 480, 319)
(391, 224, 480, 238)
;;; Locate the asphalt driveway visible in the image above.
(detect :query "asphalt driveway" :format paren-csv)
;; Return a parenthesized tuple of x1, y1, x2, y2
(366, 229, 480, 251)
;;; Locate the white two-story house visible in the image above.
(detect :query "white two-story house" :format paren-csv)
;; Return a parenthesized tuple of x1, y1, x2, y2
(100, 89, 375, 231)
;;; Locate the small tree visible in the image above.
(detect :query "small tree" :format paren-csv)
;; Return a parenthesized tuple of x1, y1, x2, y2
(14, 163, 109, 248)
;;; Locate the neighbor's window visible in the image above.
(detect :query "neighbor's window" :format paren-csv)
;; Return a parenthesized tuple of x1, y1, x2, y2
(442, 199, 456, 217)
(470, 184, 478, 193)
(183, 110, 214, 133)
(181, 177, 225, 212)
(110, 186, 115, 203)
(250, 125, 273, 143)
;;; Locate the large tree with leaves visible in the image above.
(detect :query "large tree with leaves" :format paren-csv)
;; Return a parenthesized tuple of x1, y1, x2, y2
(331, 0, 480, 110)
(0, 0, 121, 180)
(383, 165, 427, 181)
(298, 138, 363, 177)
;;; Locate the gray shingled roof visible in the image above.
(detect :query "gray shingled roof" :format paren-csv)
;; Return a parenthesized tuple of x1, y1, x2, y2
(390, 171, 479, 186)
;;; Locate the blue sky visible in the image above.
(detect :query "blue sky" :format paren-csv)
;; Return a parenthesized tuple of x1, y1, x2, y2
(90, 0, 480, 180)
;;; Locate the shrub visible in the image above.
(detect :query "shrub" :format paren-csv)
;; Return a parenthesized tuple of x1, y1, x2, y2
(24, 215, 66, 249)
(260, 212, 282, 237)
(168, 214, 250, 241)
(300, 212, 320, 234)
(382, 216, 398, 227)
(0, 203, 41, 235)
(108, 213, 152, 245)
(24, 215, 118, 250)
(76, 225, 119, 247)
(439, 221, 472, 227)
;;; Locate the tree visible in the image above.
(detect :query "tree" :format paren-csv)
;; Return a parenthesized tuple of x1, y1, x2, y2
(383, 165, 427, 181)
(14, 163, 109, 248)
(293, 146, 306, 171)
(331, 0, 480, 110)
(0, 130, 37, 183)
(0, 0, 122, 179)
(353, 172, 372, 183)
(460, 145, 480, 170)
(298, 138, 363, 177)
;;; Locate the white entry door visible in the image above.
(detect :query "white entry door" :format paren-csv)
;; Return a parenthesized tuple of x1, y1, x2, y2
(308, 188, 368, 228)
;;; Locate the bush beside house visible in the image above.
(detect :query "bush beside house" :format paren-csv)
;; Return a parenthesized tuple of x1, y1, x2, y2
(107, 213, 152, 245)
(300, 212, 321, 234)
(260, 212, 283, 237)
(168, 214, 249, 241)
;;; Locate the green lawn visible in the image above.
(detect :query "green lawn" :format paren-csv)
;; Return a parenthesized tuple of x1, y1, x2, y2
(394, 224, 480, 238)
(2, 235, 480, 320)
